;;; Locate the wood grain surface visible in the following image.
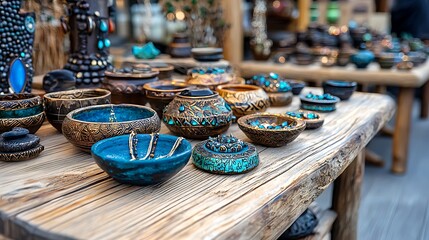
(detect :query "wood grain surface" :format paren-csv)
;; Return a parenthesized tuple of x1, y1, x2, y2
(240, 60, 429, 87)
(0, 89, 395, 240)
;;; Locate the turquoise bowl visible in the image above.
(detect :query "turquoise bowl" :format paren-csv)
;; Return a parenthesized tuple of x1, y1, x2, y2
(91, 134, 192, 185)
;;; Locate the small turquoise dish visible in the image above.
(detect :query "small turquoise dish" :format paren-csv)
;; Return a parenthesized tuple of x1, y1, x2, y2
(91, 134, 192, 185)
(132, 42, 161, 59)
(300, 92, 340, 112)
(192, 135, 259, 174)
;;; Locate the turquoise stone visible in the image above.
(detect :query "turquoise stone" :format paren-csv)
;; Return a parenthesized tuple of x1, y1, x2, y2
(179, 105, 185, 112)
(100, 21, 108, 32)
(20, 52, 25, 58)
(98, 40, 104, 50)
(211, 118, 217, 126)
(8, 58, 27, 93)
(104, 39, 111, 48)
(191, 120, 199, 126)
(168, 119, 174, 125)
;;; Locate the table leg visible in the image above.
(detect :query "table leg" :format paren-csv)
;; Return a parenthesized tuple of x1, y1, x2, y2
(392, 87, 414, 174)
(420, 81, 429, 119)
(331, 150, 364, 240)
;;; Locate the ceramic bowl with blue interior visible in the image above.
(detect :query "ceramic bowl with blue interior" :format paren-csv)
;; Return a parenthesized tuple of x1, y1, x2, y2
(300, 92, 340, 112)
(62, 104, 160, 152)
(237, 113, 306, 147)
(322, 80, 357, 100)
(0, 94, 45, 133)
(91, 134, 192, 185)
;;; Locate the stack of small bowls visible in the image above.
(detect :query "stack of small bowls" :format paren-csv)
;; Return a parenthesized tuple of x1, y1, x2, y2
(0, 94, 45, 133)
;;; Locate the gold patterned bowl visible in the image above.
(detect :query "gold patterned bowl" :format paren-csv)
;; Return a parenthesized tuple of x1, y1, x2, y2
(0, 94, 45, 133)
(62, 104, 160, 152)
(44, 89, 111, 132)
(238, 113, 306, 147)
(217, 84, 270, 118)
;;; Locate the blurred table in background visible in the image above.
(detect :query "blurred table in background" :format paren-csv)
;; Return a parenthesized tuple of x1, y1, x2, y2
(240, 60, 429, 174)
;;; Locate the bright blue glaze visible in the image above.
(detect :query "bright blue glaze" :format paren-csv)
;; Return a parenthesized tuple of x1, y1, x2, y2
(350, 49, 375, 69)
(73, 105, 154, 123)
(8, 58, 27, 93)
(100, 20, 108, 32)
(0, 105, 43, 119)
(91, 134, 192, 185)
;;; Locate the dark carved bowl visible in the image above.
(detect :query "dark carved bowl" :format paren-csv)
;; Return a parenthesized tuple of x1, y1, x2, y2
(143, 80, 193, 118)
(44, 89, 111, 132)
(91, 134, 192, 185)
(62, 104, 160, 152)
(0, 94, 44, 133)
(322, 80, 357, 100)
(238, 113, 306, 147)
(287, 80, 306, 95)
(300, 93, 340, 112)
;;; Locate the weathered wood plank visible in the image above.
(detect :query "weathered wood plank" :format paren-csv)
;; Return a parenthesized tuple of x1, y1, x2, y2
(420, 81, 429, 119)
(392, 87, 414, 174)
(0, 89, 395, 240)
(239, 61, 429, 87)
(331, 151, 365, 240)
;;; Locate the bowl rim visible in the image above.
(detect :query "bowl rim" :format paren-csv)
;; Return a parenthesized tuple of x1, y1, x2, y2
(0, 93, 41, 109)
(44, 88, 111, 102)
(217, 84, 264, 93)
(143, 80, 190, 92)
(0, 111, 45, 121)
(91, 133, 192, 164)
(324, 80, 357, 88)
(237, 113, 306, 132)
(65, 104, 158, 125)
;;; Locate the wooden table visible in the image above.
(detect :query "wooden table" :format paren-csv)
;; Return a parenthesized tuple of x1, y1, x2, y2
(112, 54, 230, 70)
(0, 90, 394, 240)
(240, 60, 429, 174)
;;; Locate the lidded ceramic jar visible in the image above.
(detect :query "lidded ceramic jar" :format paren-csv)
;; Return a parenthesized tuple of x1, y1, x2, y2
(163, 89, 233, 139)
(217, 84, 270, 117)
(102, 64, 158, 105)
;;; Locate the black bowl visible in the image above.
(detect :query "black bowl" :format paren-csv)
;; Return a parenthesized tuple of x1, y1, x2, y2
(323, 80, 357, 100)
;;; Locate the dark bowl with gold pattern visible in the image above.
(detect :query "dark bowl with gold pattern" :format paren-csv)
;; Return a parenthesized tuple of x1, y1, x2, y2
(143, 80, 194, 118)
(0, 94, 45, 133)
(163, 89, 233, 139)
(44, 89, 111, 132)
(62, 104, 160, 152)
(217, 84, 270, 117)
(238, 113, 306, 147)
(102, 64, 159, 105)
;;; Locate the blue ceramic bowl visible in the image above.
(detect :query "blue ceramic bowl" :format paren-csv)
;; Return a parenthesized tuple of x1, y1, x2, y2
(91, 134, 192, 185)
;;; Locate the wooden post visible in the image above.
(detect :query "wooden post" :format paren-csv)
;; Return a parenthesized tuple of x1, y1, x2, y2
(221, 0, 243, 67)
(331, 150, 365, 240)
(420, 81, 429, 119)
(297, 0, 311, 32)
(392, 87, 414, 174)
